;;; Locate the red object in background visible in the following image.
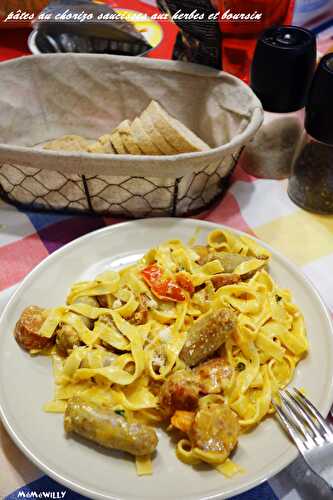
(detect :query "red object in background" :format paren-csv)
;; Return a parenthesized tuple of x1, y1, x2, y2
(0, 28, 31, 61)
(0, 0, 178, 62)
(215, 0, 295, 82)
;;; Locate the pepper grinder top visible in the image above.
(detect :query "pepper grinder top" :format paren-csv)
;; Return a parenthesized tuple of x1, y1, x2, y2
(251, 26, 316, 113)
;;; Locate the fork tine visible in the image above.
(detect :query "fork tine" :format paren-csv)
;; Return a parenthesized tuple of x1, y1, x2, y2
(293, 388, 333, 437)
(272, 399, 306, 453)
(284, 389, 326, 443)
(279, 391, 316, 448)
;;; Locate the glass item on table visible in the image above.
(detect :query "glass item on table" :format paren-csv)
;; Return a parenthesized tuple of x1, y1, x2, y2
(241, 25, 316, 180)
(288, 53, 333, 213)
(240, 110, 304, 179)
(215, 0, 296, 82)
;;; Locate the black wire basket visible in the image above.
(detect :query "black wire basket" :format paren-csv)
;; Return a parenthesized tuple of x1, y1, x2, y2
(0, 150, 242, 218)
(0, 54, 263, 218)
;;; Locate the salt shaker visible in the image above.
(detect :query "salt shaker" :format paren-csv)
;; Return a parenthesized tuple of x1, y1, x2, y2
(242, 26, 316, 179)
(288, 53, 333, 214)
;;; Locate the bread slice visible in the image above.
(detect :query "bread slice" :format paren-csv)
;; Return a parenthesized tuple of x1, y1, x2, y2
(88, 134, 115, 154)
(116, 119, 142, 155)
(140, 110, 177, 155)
(144, 101, 210, 153)
(43, 135, 90, 152)
(130, 117, 162, 155)
(110, 130, 127, 154)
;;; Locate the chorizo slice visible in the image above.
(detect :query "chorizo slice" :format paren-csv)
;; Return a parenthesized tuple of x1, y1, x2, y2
(189, 403, 239, 460)
(56, 324, 81, 356)
(14, 306, 52, 352)
(56, 296, 99, 355)
(210, 252, 252, 274)
(211, 252, 266, 279)
(194, 357, 233, 394)
(158, 369, 200, 417)
(211, 274, 241, 290)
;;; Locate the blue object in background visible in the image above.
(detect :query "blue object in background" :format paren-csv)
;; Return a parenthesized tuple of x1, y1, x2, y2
(5, 474, 278, 500)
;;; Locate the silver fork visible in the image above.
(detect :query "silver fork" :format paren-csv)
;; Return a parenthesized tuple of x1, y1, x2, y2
(273, 387, 333, 489)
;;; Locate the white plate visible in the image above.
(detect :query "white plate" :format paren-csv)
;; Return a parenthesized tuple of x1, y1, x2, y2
(1, 218, 333, 500)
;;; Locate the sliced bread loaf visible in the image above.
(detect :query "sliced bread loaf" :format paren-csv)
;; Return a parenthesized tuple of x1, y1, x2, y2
(88, 134, 115, 153)
(117, 119, 143, 155)
(110, 130, 127, 154)
(144, 100, 210, 153)
(140, 110, 177, 155)
(43, 134, 91, 152)
(130, 117, 162, 155)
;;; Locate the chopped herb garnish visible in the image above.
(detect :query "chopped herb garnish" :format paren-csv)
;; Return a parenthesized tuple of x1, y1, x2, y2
(115, 409, 125, 417)
(276, 294, 282, 302)
(237, 362, 246, 372)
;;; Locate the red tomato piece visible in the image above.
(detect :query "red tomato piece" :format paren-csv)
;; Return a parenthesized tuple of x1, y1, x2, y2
(141, 264, 163, 284)
(141, 264, 185, 302)
(176, 273, 195, 294)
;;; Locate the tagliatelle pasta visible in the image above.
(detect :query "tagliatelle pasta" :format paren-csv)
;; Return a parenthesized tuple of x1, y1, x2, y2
(18, 229, 308, 476)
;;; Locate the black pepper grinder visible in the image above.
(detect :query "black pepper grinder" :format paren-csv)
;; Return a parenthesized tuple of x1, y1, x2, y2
(242, 26, 316, 179)
(288, 53, 333, 214)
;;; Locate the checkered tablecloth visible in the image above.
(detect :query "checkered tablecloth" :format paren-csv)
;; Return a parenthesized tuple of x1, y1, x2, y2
(1, 0, 333, 497)
(1, 159, 333, 500)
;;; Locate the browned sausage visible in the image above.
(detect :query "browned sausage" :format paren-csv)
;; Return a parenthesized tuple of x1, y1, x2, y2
(189, 403, 239, 460)
(158, 369, 200, 417)
(210, 252, 251, 273)
(194, 358, 233, 394)
(211, 274, 241, 290)
(64, 397, 158, 456)
(14, 306, 52, 352)
(180, 307, 236, 367)
(96, 295, 110, 308)
(56, 324, 81, 356)
(129, 296, 148, 326)
(56, 296, 99, 355)
(211, 252, 266, 279)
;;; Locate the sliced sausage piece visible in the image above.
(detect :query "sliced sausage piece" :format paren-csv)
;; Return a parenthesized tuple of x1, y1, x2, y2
(189, 403, 239, 460)
(96, 295, 110, 308)
(158, 369, 200, 417)
(14, 306, 52, 352)
(129, 300, 148, 326)
(211, 274, 241, 290)
(56, 324, 81, 356)
(64, 397, 158, 456)
(180, 307, 236, 367)
(80, 350, 117, 368)
(211, 252, 266, 279)
(56, 296, 98, 355)
(211, 252, 252, 274)
(194, 358, 233, 394)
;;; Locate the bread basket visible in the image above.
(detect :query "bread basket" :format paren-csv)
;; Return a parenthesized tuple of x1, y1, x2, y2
(0, 54, 263, 217)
